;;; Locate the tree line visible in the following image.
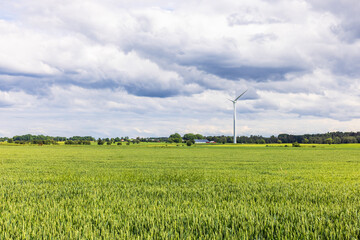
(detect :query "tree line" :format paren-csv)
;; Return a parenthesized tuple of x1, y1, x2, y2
(0, 134, 164, 145)
(1, 132, 360, 145)
(205, 132, 360, 144)
(1, 134, 97, 145)
(169, 132, 360, 144)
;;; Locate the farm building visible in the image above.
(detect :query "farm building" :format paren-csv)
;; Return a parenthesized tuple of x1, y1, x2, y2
(194, 139, 209, 144)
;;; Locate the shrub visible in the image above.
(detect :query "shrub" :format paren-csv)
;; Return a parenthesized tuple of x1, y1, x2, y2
(97, 138, 104, 145)
(65, 140, 74, 145)
(292, 142, 300, 147)
(186, 140, 192, 147)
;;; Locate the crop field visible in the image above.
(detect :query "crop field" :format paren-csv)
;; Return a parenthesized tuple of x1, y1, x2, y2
(0, 143, 360, 239)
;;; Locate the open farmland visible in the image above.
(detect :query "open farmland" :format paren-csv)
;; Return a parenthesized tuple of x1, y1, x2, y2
(0, 143, 359, 239)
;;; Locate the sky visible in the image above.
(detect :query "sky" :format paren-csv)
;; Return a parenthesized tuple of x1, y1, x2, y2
(0, 0, 359, 138)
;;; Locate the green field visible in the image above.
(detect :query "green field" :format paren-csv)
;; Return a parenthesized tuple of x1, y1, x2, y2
(0, 143, 359, 239)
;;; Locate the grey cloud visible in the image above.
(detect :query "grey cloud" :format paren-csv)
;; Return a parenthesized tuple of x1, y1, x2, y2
(289, 104, 360, 121)
(1, 1, 312, 98)
(252, 100, 279, 111)
(0, 69, 51, 78)
(125, 30, 304, 86)
(0, 101, 11, 108)
(332, 57, 360, 78)
(0, 71, 191, 99)
(331, 21, 360, 43)
(191, 63, 302, 81)
(57, 76, 193, 98)
(138, 47, 303, 84)
(250, 33, 277, 43)
(122, 83, 181, 98)
(308, 0, 360, 42)
(0, 75, 53, 96)
(176, 53, 302, 81)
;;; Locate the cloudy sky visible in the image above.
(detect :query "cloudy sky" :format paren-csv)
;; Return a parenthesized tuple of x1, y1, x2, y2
(0, 0, 359, 138)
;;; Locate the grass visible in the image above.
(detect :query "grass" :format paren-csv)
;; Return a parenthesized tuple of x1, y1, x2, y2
(0, 143, 359, 239)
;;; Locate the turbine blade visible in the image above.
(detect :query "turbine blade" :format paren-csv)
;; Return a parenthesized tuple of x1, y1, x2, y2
(234, 89, 248, 102)
(227, 98, 235, 103)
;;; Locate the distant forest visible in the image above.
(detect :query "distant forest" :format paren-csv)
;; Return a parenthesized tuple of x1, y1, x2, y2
(0, 132, 360, 145)
(206, 132, 360, 144)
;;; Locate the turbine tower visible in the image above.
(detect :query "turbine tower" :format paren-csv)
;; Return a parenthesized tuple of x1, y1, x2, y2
(228, 90, 247, 144)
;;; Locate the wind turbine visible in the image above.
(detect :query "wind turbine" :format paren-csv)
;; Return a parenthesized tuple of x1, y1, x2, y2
(228, 90, 247, 144)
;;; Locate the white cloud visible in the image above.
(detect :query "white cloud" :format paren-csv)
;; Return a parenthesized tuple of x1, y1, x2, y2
(0, 0, 359, 137)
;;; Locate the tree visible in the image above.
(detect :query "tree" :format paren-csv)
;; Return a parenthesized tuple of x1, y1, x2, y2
(302, 138, 309, 144)
(183, 133, 201, 144)
(269, 135, 277, 143)
(333, 137, 341, 144)
(186, 140, 192, 146)
(97, 138, 104, 145)
(325, 138, 333, 145)
(219, 137, 226, 144)
(169, 133, 182, 143)
(342, 136, 357, 143)
(183, 133, 195, 141)
(8, 139, 13, 143)
(195, 134, 204, 140)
